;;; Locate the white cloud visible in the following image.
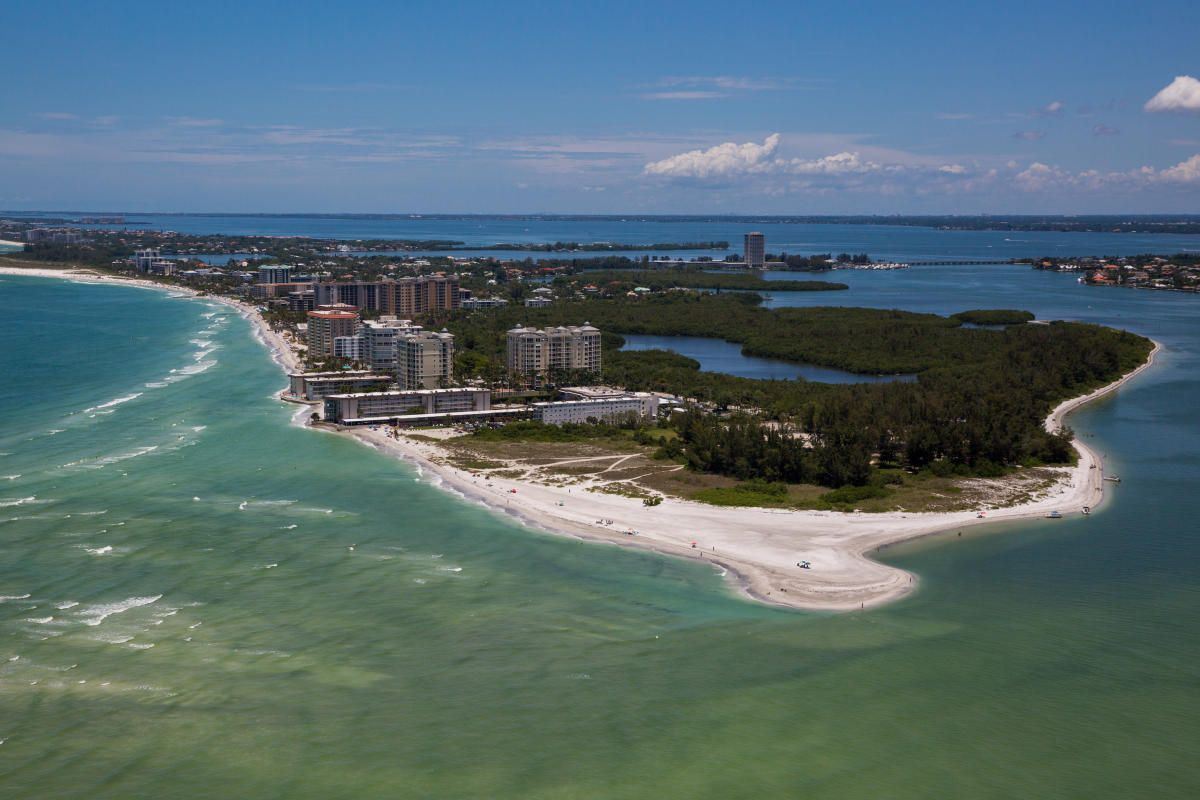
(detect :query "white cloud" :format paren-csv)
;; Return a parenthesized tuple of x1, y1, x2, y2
(1145, 76, 1200, 113)
(1160, 154, 1200, 183)
(639, 91, 726, 101)
(655, 76, 802, 92)
(1015, 154, 1200, 191)
(643, 133, 782, 178)
(1040, 100, 1065, 115)
(641, 134, 979, 197)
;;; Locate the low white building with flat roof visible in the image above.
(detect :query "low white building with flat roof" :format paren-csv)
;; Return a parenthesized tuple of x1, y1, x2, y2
(533, 392, 658, 426)
(287, 371, 393, 401)
(323, 387, 491, 424)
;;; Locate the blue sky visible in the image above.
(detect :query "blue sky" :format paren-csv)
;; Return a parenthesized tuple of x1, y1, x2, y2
(2, 0, 1199, 213)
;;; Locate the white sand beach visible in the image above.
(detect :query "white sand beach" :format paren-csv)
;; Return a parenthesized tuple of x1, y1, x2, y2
(340, 341, 1160, 612)
(1, 261, 1161, 611)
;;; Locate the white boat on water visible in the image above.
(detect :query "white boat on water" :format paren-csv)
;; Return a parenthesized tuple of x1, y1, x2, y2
(1103, 475, 1122, 483)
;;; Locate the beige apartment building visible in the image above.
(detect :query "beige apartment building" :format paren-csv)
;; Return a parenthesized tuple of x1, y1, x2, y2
(505, 324, 601, 380)
(306, 307, 361, 361)
(397, 330, 455, 389)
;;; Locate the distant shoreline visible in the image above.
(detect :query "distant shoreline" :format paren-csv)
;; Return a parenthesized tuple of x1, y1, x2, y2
(0, 261, 1161, 612)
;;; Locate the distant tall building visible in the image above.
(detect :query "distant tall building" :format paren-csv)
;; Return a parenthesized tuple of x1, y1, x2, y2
(306, 307, 361, 361)
(505, 324, 602, 380)
(134, 248, 160, 273)
(259, 265, 292, 284)
(397, 330, 455, 390)
(744, 232, 765, 269)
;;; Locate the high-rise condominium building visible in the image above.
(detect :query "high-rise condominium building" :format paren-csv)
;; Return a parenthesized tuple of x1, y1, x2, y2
(311, 274, 460, 315)
(306, 307, 361, 361)
(259, 265, 293, 284)
(505, 324, 602, 379)
(744, 232, 765, 270)
(397, 330, 455, 390)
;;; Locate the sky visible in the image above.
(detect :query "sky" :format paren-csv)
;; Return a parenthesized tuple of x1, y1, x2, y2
(2, 0, 1199, 214)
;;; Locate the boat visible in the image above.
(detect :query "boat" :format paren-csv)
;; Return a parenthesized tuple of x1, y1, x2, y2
(1082, 506, 1091, 516)
(1045, 510, 1063, 519)
(1103, 475, 1122, 483)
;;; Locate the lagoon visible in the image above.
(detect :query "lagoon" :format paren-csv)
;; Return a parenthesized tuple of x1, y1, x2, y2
(620, 333, 917, 383)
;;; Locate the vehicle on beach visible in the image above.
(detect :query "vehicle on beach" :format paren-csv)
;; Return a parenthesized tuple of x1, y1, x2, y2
(1045, 510, 1063, 519)
(1082, 506, 1091, 515)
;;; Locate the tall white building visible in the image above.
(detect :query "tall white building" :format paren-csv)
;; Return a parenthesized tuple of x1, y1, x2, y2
(744, 232, 765, 270)
(358, 318, 423, 372)
(505, 324, 601, 380)
(397, 330, 455, 390)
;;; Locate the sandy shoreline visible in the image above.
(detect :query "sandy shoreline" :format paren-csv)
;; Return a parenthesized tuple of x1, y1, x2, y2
(1, 262, 1161, 611)
(339, 343, 1159, 613)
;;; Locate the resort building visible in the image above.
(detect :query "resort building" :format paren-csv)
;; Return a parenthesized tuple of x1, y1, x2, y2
(524, 296, 553, 308)
(358, 318, 424, 373)
(132, 248, 176, 275)
(286, 371, 394, 402)
(533, 392, 659, 426)
(322, 388, 492, 425)
(258, 265, 293, 284)
(384, 274, 461, 316)
(287, 290, 316, 311)
(397, 330, 455, 390)
(306, 307, 361, 361)
(505, 324, 602, 380)
(744, 232, 765, 270)
(251, 282, 310, 301)
(461, 296, 508, 310)
(310, 274, 461, 315)
(333, 335, 364, 361)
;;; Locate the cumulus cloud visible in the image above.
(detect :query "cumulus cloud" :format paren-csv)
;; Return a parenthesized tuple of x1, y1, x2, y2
(641, 133, 975, 197)
(1015, 153, 1200, 191)
(643, 133, 783, 178)
(1039, 100, 1065, 115)
(1160, 154, 1200, 183)
(1145, 76, 1200, 113)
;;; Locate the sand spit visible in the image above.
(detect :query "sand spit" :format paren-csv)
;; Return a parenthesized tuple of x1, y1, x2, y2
(3, 262, 1160, 611)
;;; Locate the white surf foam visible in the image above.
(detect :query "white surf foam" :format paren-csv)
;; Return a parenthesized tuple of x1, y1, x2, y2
(77, 594, 162, 627)
(81, 392, 143, 415)
(0, 496, 39, 508)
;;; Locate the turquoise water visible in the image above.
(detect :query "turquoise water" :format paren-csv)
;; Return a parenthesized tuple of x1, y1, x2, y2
(620, 333, 916, 383)
(1, 262, 1199, 798)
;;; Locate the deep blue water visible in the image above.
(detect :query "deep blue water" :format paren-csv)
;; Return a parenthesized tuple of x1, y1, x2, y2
(12, 212, 1200, 262)
(620, 334, 916, 383)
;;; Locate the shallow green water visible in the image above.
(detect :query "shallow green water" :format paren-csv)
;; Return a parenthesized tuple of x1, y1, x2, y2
(1, 270, 1197, 798)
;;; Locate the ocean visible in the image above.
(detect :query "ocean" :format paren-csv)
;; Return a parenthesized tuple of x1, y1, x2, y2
(1, 222, 1198, 798)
